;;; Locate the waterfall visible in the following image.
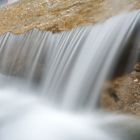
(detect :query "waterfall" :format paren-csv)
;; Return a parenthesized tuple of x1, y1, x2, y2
(0, 0, 6, 6)
(0, 11, 139, 109)
(0, 0, 18, 6)
(0, 10, 140, 140)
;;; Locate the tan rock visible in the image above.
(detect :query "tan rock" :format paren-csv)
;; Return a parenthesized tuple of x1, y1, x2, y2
(101, 71, 140, 116)
(0, 0, 140, 34)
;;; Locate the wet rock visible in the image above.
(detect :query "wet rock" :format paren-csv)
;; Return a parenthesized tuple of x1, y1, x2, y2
(101, 70, 140, 116)
(134, 63, 140, 72)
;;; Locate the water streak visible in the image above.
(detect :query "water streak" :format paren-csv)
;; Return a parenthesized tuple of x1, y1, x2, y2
(0, 10, 140, 140)
(0, 11, 139, 109)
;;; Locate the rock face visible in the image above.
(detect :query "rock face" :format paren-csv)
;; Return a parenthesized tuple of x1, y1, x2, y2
(0, 0, 140, 34)
(101, 65, 140, 116)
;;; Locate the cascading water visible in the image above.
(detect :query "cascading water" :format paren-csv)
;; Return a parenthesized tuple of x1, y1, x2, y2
(0, 0, 19, 6)
(0, 10, 140, 140)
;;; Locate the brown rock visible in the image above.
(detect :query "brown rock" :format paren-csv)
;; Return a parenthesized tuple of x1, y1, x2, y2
(0, 0, 140, 34)
(101, 71, 140, 116)
(134, 63, 140, 72)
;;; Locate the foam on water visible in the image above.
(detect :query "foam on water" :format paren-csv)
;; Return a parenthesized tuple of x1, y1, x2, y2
(0, 77, 140, 140)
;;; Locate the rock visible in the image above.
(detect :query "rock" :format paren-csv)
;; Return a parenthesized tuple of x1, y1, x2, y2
(100, 70, 140, 116)
(134, 63, 140, 72)
(0, 0, 140, 34)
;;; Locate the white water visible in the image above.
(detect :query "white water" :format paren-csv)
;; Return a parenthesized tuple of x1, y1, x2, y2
(0, 0, 19, 7)
(0, 11, 140, 140)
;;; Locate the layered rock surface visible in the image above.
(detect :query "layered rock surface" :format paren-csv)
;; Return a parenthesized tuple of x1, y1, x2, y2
(0, 0, 140, 34)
